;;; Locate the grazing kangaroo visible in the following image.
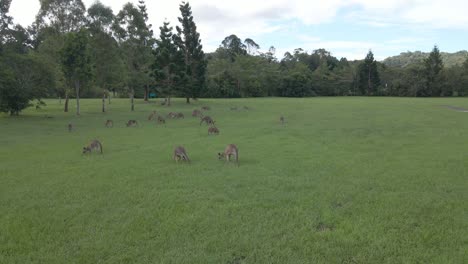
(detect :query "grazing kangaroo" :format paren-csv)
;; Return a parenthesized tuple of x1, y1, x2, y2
(176, 112, 184, 119)
(167, 112, 178, 119)
(200, 115, 214, 126)
(173, 146, 190, 162)
(105, 119, 113, 128)
(230, 107, 238, 111)
(157, 115, 166, 124)
(280, 116, 285, 125)
(148, 111, 157, 121)
(82, 139, 103, 154)
(201, 106, 210, 111)
(192, 109, 202, 117)
(208, 126, 219, 135)
(68, 123, 73, 132)
(126, 120, 138, 127)
(243, 106, 249, 110)
(218, 144, 239, 166)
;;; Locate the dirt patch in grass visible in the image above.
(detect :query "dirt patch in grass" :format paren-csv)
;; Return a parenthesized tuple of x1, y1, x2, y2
(227, 255, 246, 264)
(315, 222, 334, 232)
(442, 105, 468, 112)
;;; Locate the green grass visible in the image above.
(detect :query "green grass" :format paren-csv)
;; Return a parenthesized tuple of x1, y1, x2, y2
(0, 97, 467, 263)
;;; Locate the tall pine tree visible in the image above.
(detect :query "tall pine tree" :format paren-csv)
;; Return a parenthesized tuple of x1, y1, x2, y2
(358, 50, 380, 95)
(176, 2, 206, 103)
(152, 21, 186, 106)
(424, 45, 443, 96)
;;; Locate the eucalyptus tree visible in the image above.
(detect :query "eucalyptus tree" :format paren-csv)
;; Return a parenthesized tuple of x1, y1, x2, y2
(221, 34, 246, 61)
(87, 1, 126, 109)
(113, 1, 154, 110)
(244, 38, 260, 55)
(35, 0, 86, 34)
(33, 0, 87, 111)
(60, 29, 92, 115)
(0, 0, 13, 50)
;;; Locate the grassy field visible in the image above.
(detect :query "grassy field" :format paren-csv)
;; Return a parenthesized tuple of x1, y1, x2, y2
(0, 97, 467, 263)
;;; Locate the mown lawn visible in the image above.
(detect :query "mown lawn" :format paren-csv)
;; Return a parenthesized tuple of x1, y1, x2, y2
(0, 97, 467, 263)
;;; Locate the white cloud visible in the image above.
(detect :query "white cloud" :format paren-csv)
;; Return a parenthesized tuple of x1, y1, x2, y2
(8, 0, 468, 58)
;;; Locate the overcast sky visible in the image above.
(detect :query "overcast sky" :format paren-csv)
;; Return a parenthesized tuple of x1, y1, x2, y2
(9, 0, 468, 60)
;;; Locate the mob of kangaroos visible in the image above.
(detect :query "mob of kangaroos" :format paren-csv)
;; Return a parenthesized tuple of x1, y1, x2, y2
(77, 104, 268, 167)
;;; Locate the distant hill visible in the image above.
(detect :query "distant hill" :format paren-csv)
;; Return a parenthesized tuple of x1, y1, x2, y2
(383, 50, 468, 68)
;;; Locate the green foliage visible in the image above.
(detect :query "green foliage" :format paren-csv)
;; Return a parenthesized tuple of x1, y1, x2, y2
(205, 51, 281, 98)
(61, 29, 92, 87)
(384, 50, 468, 68)
(221, 34, 247, 60)
(279, 63, 314, 97)
(152, 21, 186, 102)
(357, 51, 380, 95)
(87, 2, 126, 97)
(423, 45, 444, 96)
(244, 38, 260, 55)
(87, 1, 114, 34)
(60, 29, 92, 114)
(175, 1, 207, 101)
(3, 0, 468, 101)
(113, 1, 154, 98)
(0, 0, 13, 48)
(35, 0, 86, 33)
(0, 53, 55, 115)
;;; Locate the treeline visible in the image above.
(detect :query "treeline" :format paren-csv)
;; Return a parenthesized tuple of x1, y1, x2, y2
(383, 51, 468, 68)
(205, 38, 468, 98)
(2, 0, 468, 116)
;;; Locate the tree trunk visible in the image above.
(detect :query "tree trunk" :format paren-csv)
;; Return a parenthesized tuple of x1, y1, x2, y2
(75, 80, 80, 115)
(131, 89, 135, 111)
(108, 90, 111, 105)
(64, 94, 69, 112)
(368, 66, 371, 96)
(167, 97, 171, 106)
(144, 85, 149, 102)
(102, 92, 106, 113)
(186, 97, 190, 104)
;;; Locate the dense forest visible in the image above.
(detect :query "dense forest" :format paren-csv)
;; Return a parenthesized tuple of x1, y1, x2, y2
(1, 0, 468, 115)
